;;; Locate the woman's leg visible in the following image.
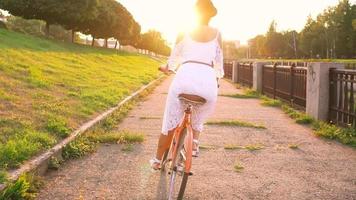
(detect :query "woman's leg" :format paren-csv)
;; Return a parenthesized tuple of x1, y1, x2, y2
(155, 129, 175, 160)
(193, 130, 200, 152)
(193, 130, 200, 141)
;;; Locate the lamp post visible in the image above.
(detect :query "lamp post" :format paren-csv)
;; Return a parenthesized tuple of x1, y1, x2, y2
(324, 22, 329, 59)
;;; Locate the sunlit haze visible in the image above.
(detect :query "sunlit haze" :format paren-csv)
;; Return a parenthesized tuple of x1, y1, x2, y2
(118, 0, 354, 46)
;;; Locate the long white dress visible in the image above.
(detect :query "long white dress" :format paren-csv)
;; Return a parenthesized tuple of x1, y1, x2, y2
(161, 31, 224, 135)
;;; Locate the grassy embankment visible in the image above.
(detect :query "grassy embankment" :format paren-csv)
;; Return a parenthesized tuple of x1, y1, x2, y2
(0, 28, 161, 174)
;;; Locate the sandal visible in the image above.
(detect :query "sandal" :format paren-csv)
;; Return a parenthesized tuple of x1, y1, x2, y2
(149, 157, 161, 170)
(192, 139, 199, 157)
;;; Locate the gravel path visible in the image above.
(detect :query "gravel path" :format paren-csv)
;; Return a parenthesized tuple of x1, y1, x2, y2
(37, 77, 356, 200)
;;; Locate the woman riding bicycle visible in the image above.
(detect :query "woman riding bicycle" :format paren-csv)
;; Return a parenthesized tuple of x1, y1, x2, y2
(150, 0, 224, 170)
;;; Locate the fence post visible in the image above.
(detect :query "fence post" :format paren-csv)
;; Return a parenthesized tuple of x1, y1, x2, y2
(253, 62, 267, 92)
(232, 61, 238, 83)
(306, 62, 344, 121)
(273, 63, 277, 99)
(290, 63, 295, 105)
(237, 62, 240, 83)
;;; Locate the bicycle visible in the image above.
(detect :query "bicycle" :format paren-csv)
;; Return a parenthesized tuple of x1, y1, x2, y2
(160, 93, 206, 200)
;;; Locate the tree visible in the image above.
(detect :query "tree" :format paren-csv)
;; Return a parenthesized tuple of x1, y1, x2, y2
(138, 30, 171, 56)
(58, 0, 99, 43)
(249, 35, 267, 58)
(265, 21, 285, 58)
(112, 4, 141, 47)
(0, 0, 63, 36)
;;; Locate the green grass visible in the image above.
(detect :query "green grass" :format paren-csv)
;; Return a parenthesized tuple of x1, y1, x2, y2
(0, 29, 160, 170)
(61, 136, 97, 160)
(139, 116, 161, 120)
(244, 144, 264, 151)
(234, 163, 244, 172)
(281, 105, 314, 125)
(48, 157, 62, 170)
(312, 121, 356, 147)
(278, 99, 355, 147)
(206, 120, 266, 129)
(220, 88, 261, 99)
(233, 89, 355, 147)
(121, 144, 134, 152)
(0, 171, 7, 184)
(288, 144, 299, 149)
(199, 144, 217, 150)
(224, 144, 244, 150)
(260, 96, 283, 107)
(86, 130, 145, 144)
(61, 131, 145, 159)
(0, 173, 43, 200)
(224, 143, 264, 151)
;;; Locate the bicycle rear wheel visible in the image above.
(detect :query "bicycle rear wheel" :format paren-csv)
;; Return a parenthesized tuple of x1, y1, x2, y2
(168, 128, 189, 200)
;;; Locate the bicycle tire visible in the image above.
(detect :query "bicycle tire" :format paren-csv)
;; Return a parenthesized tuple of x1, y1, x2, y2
(177, 172, 189, 200)
(168, 128, 188, 200)
(160, 149, 169, 171)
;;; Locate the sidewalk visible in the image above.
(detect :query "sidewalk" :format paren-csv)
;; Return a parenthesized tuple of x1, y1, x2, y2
(37, 77, 356, 200)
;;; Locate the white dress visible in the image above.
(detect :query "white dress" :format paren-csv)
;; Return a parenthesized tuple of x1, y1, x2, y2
(161, 31, 224, 135)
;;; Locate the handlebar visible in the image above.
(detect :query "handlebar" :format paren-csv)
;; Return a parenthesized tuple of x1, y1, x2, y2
(158, 67, 176, 74)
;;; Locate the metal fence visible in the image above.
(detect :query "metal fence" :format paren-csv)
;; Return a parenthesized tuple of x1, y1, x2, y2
(329, 69, 356, 128)
(262, 63, 307, 108)
(345, 63, 356, 70)
(237, 63, 253, 87)
(223, 61, 233, 79)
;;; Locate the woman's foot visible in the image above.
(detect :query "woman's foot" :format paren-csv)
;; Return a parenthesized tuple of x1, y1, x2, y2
(149, 157, 161, 170)
(192, 139, 199, 157)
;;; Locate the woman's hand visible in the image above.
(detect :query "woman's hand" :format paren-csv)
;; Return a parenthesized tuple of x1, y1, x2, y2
(158, 65, 171, 75)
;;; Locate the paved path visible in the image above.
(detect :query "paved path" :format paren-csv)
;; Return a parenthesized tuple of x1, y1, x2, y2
(37, 77, 356, 200)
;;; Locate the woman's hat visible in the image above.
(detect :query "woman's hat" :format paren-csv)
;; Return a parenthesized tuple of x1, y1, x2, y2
(195, 0, 217, 18)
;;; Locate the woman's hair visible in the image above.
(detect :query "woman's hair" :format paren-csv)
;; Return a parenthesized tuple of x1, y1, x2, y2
(195, 0, 217, 19)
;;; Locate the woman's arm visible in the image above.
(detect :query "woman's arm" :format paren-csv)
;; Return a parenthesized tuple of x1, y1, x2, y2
(214, 31, 224, 84)
(159, 33, 185, 73)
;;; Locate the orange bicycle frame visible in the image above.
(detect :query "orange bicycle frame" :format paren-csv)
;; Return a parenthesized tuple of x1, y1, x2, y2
(168, 106, 194, 174)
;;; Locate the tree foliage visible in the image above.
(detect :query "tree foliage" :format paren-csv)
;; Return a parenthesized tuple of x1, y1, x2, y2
(247, 0, 355, 59)
(137, 30, 171, 56)
(0, 0, 144, 49)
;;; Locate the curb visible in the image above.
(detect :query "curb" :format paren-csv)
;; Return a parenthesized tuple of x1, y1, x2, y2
(0, 75, 165, 192)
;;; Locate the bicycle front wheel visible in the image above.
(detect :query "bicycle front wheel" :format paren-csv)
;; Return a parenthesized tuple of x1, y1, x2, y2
(168, 128, 189, 200)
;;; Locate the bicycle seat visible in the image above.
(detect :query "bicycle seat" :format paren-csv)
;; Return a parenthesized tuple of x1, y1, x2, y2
(178, 93, 207, 105)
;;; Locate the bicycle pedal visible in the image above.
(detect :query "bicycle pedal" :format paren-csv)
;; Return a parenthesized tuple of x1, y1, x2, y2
(188, 172, 193, 176)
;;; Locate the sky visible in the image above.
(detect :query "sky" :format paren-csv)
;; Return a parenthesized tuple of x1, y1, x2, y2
(118, 0, 355, 46)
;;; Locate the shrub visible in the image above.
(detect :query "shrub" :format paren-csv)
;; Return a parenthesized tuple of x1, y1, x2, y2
(313, 121, 356, 147)
(0, 175, 30, 200)
(6, 16, 44, 37)
(48, 157, 62, 170)
(0, 21, 7, 29)
(62, 137, 96, 160)
(0, 173, 42, 200)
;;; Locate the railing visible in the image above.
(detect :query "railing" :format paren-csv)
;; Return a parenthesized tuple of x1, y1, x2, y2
(237, 63, 253, 87)
(223, 61, 233, 79)
(345, 63, 356, 70)
(262, 63, 307, 108)
(329, 69, 356, 128)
